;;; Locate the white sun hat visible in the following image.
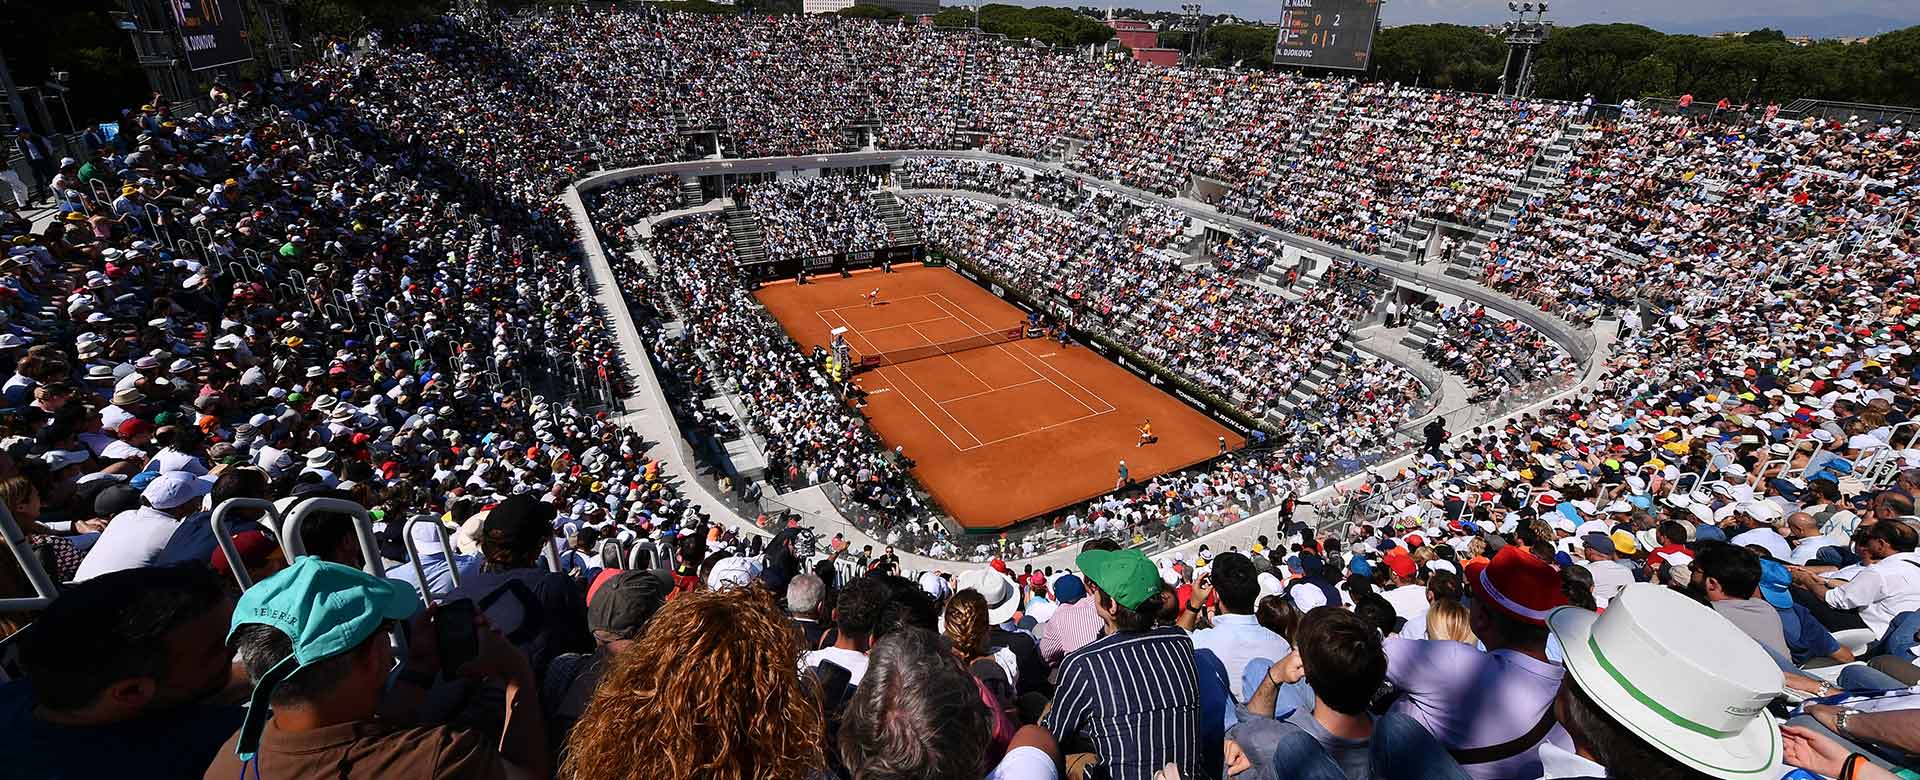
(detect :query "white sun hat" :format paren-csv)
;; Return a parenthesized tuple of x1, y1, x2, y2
(955, 568, 1020, 625)
(1548, 584, 1783, 779)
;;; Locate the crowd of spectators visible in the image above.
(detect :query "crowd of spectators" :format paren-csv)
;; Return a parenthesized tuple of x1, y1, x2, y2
(0, 7, 1916, 780)
(905, 191, 1424, 432)
(1414, 303, 1574, 401)
(1477, 112, 1911, 325)
(748, 174, 896, 264)
(897, 157, 1084, 208)
(421, 10, 1579, 260)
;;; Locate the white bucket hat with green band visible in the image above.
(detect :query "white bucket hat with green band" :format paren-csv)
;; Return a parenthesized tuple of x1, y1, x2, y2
(1547, 584, 1784, 779)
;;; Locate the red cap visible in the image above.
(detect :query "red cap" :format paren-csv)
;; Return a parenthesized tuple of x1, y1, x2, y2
(1385, 551, 1417, 578)
(1465, 547, 1570, 626)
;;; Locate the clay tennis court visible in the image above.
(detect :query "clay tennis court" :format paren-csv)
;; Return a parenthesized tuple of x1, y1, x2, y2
(755, 263, 1244, 530)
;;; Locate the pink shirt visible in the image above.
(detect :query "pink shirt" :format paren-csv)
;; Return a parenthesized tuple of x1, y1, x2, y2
(1038, 597, 1103, 665)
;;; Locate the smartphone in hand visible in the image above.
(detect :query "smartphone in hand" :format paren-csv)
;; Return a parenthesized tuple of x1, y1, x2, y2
(434, 598, 480, 678)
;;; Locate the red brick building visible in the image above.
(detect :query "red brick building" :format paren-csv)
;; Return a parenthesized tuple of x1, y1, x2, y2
(1106, 19, 1181, 68)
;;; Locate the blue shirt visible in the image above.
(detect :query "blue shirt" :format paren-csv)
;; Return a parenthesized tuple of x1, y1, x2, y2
(1190, 613, 1291, 702)
(1777, 601, 1842, 664)
(150, 511, 248, 569)
(0, 679, 242, 780)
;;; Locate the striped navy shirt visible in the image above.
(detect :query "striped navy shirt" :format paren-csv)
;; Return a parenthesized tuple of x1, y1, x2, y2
(1042, 626, 1200, 780)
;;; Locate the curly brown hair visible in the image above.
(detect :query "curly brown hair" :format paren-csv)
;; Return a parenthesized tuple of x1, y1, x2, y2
(560, 584, 826, 780)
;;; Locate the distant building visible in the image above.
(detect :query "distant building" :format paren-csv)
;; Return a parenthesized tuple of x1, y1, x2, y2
(805, 0, 939, 14)
(1106, 19, 1180, 68)
(1133, 48, 1182, 66)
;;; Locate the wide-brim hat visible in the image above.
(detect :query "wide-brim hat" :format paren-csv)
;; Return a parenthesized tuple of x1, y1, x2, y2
(1548, 585, 1782, 779)
(955, 568, 1020, 625)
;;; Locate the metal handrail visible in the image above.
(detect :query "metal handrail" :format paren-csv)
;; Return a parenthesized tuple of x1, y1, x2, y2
(280, 497, 384, 578)
(401, 516, 463, 606)
(209, 498, 288, 591)
(0, 502, 58, 611)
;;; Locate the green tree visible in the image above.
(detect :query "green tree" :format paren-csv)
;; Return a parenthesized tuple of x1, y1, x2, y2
(1530, 24, 1667, 102)
(1862, 26, 1920, 106)
(1372, 24, 1504, 92)
(1198, 24, 1277, 68)
(1615, 54, 1677, 98)
(289, 0, 444, 40)
(930, 8, 975, 27)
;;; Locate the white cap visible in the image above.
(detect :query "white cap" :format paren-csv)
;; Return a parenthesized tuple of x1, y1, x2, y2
(40, 449, 90, 470)
(1730, 528, 1792, 562)
(143, 470, 213, 510)
(706, 556, 763, 590)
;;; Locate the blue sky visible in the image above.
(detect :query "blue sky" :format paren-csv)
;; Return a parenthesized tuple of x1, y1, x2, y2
(1053, 0, 1920, 34)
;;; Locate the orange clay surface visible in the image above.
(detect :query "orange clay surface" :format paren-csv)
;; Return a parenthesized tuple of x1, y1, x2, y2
(754, 263, 1244, 530)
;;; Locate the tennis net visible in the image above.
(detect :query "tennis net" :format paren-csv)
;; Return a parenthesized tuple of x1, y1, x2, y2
(855, 326, 1026, 368)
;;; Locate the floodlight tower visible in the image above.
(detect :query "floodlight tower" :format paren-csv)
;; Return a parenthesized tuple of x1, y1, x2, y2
(1497, 2, 1552, 98)
(1180, 3, 1204, 57)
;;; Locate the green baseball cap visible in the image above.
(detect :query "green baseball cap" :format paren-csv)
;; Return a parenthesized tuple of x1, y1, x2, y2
(228, 556, 422, 760)
(1075, 549, 1162, 610)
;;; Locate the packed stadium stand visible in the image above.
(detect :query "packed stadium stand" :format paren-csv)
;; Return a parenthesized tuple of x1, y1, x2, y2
(0, 8, 1917, 780)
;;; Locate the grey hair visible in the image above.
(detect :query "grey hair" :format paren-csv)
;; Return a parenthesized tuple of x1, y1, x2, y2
(231, 622, 367, 706)
(787, 573, 826, 616)
(837, 628, 990, 780)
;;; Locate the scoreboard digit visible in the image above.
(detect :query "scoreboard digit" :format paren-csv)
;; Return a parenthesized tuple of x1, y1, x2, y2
(1273, 0, 1381, 72)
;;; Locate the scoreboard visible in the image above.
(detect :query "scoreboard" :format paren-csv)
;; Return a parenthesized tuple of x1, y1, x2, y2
(1273, 0, 1380, 72)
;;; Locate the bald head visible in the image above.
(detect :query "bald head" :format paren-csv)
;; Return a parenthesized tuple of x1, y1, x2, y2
(1786, 512, 1818, 539)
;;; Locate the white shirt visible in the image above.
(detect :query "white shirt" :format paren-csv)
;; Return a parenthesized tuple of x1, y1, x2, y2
(1824, 551, 1920, 638)
(151, 447, 208, 475)
(1190, 613, 1291, 701)
(1581, 559, 1636, 608)
(804, 646, 870, 685)
(987, 745, 1059, 780)
(1535, 742, 1607, 779)
(1789, 535, 1830, 565)
(72, 507, 182, 581)
(1382, 584, 1431, 640)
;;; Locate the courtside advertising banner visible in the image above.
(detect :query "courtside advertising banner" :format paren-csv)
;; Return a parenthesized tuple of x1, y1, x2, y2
(173, 0, 255, 71)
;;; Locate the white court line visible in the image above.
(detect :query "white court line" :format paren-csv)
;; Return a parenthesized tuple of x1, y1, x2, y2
(817, 293, 936, 313)
(838, 309, 986, 448)
(861, 314, 976, 333)
(938, 377, 1048, 404)
(888, 359, 988, 448)
(821, 309, 977, 452)
(1011, 338, 1120, 414)
(952, 406, 1113, 452)
(909, 321, 999, 398)
(929, 293, 1117, 416)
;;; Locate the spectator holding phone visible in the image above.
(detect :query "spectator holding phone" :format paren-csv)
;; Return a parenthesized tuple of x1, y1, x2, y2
(204, 556, 551, 780)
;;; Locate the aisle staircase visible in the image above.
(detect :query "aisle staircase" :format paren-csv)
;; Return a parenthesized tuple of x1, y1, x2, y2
(679, 177, 705, 209)
(870, 191, 921, 246)
(1380, 124, 1591, 269)
(725, 205, 767, 265)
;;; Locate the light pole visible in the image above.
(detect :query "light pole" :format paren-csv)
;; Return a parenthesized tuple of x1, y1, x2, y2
(43, 73, 75, 135)
(1497, 2, 1552, 98)
(1180, 3, 1203, 58)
